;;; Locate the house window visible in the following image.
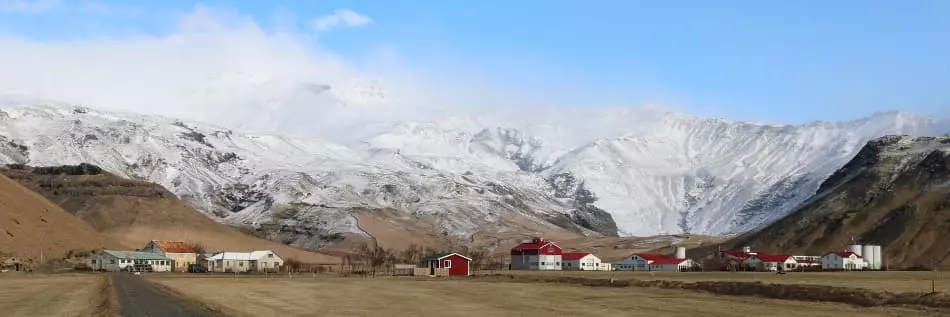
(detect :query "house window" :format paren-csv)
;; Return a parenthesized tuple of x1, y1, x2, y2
(444, 260, 451, 268)
(268, 254, 274, 258)
(91, 259, 97, 264)
(110, 259, 116, 264)
(547, 247, 554, 253)
(540, 262, 545, 265)
(239, 262, 244, 267)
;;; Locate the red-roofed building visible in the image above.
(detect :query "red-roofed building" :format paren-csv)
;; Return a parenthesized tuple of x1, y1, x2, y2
(561, 253, 608, 271)
(615, 253, 698, 271)
(746, 253, 798, 272)
(822, 251, 867, 271)
(143, 240, 198, 272)
(510, 237, 563, 270)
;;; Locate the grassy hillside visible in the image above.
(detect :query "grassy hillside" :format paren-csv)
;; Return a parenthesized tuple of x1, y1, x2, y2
(0, 173, 119, 262)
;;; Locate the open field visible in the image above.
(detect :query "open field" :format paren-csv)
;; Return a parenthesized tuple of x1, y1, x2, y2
(0, 274, 113, 317)
(148, 275, 943, 317)
(491, 270, 950, 293)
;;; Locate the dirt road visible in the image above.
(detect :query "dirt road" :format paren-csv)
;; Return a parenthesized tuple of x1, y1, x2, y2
(111, 274, 217, 317)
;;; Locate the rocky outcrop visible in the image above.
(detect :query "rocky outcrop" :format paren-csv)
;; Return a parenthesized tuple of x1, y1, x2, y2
(728, 135, 950, 268)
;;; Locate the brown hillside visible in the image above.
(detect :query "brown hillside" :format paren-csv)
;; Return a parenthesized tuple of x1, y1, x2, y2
(709, 136, 950, 269)
(1, 164, 338, 264)
(0, 173, 119, 262)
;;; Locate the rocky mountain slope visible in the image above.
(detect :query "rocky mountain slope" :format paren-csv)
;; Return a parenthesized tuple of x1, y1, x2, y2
(724, 135, 950, 268)
(0, 164, 339, 263)
(0, 104, 942, 246)
(0, 172, 119, 262)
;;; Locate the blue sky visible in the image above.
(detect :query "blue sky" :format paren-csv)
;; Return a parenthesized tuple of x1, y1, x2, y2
(1, 0, 948, 124)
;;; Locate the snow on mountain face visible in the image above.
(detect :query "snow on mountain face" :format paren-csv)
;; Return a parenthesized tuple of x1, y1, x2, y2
(0, 103, 941, 241)
(0, 104, 602, 248)
(542, 111, 937, 236)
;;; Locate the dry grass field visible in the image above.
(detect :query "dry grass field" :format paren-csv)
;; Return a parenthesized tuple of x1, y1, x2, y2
(148, 275, 943, 317)
(493, 270, 950, 293)
(0, 274, 114, 317)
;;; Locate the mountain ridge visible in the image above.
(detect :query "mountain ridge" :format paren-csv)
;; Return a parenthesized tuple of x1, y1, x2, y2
(0, 103, 943, 248)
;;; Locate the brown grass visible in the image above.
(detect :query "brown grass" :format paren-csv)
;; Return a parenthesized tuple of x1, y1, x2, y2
(0, 174, 120, 262)
(0, 274, 114, 317)
(492, 270, 950, 293)
(148, 275, 941, 317)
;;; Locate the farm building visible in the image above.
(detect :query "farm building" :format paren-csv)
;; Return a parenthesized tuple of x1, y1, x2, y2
(648, 257, 699, 271)
(717, 246, 758, 271)
(561, 253, 605, 271)
(87, 250, 172, 272)
(205, 250, 283, 273)
(614, 253, 698, 272)
(419, 252, 471, 276)
(746, 254, 797, 272)
(510, 237, 563, 271)
(822, 252, 867, 270)
(143, 240, 197, 272)
(615, 253, 668, 271)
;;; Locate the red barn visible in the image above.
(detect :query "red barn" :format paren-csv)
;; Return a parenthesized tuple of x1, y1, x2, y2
(510, 237, 563, 270)
(421, 252, 471, 276)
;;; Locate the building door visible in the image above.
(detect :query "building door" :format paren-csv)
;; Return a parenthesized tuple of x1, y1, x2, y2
(429, 261, 435, 275)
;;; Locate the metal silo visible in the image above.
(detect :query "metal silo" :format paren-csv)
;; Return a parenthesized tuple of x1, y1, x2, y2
(863, 245, 875, 270)
(675, 246, 686, 259)
(849, 244, 864, 257)
(873, 245, 883, 270)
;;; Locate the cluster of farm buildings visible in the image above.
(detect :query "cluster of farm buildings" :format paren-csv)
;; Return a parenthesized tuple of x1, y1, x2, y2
(86, 240, 285, 273)
(72, 237, 886, 276)
(498, 237, 887, 274)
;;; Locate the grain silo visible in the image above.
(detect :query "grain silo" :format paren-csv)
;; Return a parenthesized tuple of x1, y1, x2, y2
(861, 245, 874, 268)
(849, 244, 864, 257)
(872, 245, 883, 270)
(675, 246, 686, 259)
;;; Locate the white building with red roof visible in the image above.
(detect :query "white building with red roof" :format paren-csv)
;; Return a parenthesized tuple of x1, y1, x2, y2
(822, 251, 867, 270)
(561, 252, 606, 271)
(745, 253, 798, 272)
(509, 237, 563, 270)
(614, 253, 697, 271)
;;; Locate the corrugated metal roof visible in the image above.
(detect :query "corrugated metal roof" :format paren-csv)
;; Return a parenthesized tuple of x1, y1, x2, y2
(102, 250, 170, 260)
(149, 241, 196, 253)
(207, 250, 282, 261)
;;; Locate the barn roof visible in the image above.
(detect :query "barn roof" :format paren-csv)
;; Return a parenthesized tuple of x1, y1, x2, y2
(825, 252, 861, 258)
(650, 258, 688, 265)
(149, 240, 196, 253)
(422, 252, 471, 261)
(753, 254, 794, 262)
(633, 253, 670, 262)
(102, 250, 170, 260)
(510, 238, 559, 251)
(721, 250, 753, 258)
(562, 253, 591, 261)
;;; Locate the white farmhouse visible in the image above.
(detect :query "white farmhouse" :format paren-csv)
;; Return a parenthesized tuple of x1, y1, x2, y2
(87, 250, 172, 272)
(561, 253, 605, 271)
(207, 250, 284, 273)
(614, 253, 697, 272)
(822, 252, 867, 270)
(745, 254, 798, 272)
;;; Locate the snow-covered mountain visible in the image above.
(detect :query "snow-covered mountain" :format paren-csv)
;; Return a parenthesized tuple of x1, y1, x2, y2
(0, 103, 941, 243)
(0, 104, 603, 249)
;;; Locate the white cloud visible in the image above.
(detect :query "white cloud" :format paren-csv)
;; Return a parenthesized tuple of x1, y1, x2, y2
(0, 0, 57, 13)
(0, 4, 662, 145)
(311, 8, 372, 32)
(0, 4, 480, 140)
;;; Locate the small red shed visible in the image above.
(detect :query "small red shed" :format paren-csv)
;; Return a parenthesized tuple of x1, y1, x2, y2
(421, 252, 471, 276)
